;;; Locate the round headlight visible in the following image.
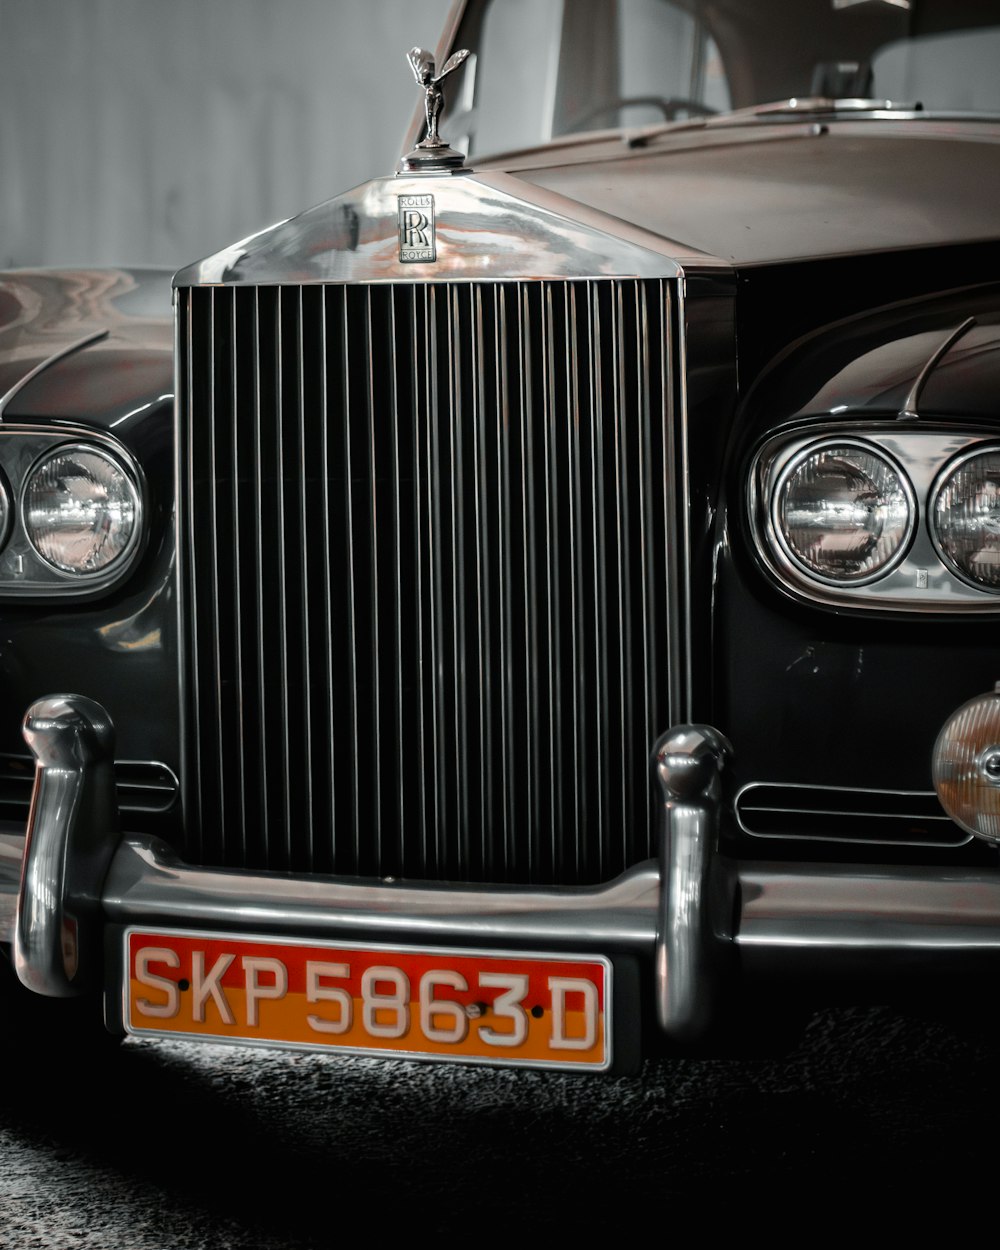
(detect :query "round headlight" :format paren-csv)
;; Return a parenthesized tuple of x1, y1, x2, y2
(773, 441, 914, 584)
(931, 449, 1000, 590)
(23, 445, 141, 576)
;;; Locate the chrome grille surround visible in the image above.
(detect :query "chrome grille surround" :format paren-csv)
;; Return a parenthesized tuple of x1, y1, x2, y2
(174, 171, 689, 887)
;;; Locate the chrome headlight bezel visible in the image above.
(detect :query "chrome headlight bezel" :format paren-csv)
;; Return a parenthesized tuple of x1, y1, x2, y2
(0, 426, 147, 598)
(749, 424, 1000, 614)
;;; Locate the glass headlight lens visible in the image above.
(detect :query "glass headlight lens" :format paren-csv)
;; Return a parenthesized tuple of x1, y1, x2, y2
(774, 442, 913, 583)
(932, 450, 1000, 590)
(24, 446, 140, 575)
(933, 687, 1000, 843)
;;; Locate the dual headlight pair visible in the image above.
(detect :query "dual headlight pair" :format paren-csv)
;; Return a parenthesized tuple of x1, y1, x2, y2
(0, 444, 140, 578)
(761, 436, 1000, 600)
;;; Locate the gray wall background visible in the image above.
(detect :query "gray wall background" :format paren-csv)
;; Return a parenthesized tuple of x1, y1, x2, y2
(1, 0, 452, 271)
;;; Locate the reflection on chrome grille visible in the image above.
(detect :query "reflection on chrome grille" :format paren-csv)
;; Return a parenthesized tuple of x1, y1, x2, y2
(178, 279, 679, 885)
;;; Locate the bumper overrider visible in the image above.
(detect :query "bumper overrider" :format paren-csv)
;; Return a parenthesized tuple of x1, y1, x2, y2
(3, 694, 1000, 1069)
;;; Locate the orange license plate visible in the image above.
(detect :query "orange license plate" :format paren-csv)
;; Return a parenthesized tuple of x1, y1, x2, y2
(124, 929, 611, 1070)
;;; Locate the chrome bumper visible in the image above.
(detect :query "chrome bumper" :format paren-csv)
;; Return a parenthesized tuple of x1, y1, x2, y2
(3, 697, 1000, 1040)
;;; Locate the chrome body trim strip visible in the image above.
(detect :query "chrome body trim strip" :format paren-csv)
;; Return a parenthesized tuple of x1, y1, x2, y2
(737, 863, 1000, 962)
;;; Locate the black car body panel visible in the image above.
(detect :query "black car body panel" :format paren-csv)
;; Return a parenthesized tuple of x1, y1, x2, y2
(0, 269, 178, 829)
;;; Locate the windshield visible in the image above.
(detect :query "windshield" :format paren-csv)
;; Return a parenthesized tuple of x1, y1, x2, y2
(444, 0, 1000, 156)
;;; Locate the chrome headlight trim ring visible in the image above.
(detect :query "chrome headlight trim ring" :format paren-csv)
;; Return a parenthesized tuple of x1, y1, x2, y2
(765, 436, 917, 590)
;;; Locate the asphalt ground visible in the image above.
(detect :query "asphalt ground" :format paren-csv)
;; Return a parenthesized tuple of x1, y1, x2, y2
(0, 997, 990, 1248)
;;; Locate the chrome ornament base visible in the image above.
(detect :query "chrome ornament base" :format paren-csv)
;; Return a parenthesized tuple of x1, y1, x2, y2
(400, 140, 467, 172)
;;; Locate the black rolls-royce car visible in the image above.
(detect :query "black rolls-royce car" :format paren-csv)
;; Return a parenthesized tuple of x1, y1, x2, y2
(2, 0, 1000, 1071)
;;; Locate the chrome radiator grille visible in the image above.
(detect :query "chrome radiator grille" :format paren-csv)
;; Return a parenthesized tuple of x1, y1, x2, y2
(177, 278, 679, 885)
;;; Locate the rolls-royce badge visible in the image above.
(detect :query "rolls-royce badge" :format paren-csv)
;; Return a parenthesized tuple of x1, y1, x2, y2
(398, 193, 436, 263)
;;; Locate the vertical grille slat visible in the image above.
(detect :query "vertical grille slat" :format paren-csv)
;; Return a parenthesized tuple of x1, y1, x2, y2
(229, 288, 247, 865)
(180, 277, 677, 886)
(638, 282, 658, 843)
(274, 288, 291, 865)
(566, 283, 584, 880)
(341, 287, 361, 870)
(411, 287, 429, 875)
(518, 285, 537, 875)
(472, 286, 491, 874)
(388, 289, 405, 869)
(427, 286, 445, 876)
(319, 287, 336, 873)
(363, 289, 383, 863)
(542, 286, 558, 877)
(297, 288, 313, 871)
(497, 285, 515, 877)
(595, 283, 610, 880)
(252, 289, 270, 863)
(181, 291, 203, 852)
(207, 291, 225, 855)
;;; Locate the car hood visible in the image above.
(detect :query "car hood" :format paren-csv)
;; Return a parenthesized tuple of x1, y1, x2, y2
(476, 116, 1000, 266)
(0, 268, 172, 423)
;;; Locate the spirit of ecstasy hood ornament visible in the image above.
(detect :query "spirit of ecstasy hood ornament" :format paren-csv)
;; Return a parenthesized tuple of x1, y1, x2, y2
(402, 46, 471, 171)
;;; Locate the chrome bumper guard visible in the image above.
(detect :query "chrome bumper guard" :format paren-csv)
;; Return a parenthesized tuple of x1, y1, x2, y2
(3, 697, 1000, 1037)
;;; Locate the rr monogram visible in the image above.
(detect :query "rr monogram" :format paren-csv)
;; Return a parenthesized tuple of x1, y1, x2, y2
(398, 194, 436, 263)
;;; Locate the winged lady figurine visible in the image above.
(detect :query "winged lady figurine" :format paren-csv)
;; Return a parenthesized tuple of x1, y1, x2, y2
(407, 46, 471, 149)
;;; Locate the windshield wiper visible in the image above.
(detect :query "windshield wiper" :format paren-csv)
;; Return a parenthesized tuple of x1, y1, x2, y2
(741, 96, 922, 116)
(622, 96, 922, 148)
